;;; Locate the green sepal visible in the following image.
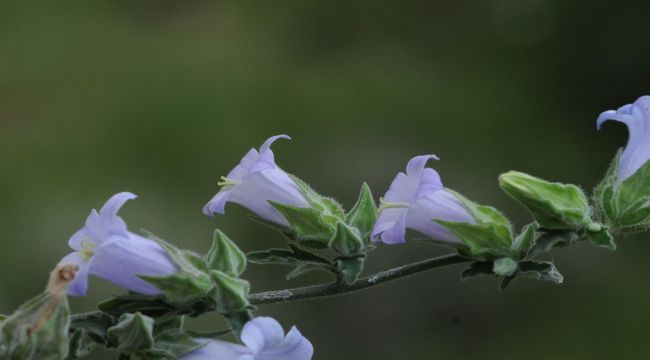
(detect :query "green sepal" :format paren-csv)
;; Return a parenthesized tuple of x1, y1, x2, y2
(207, 229, 247, 277)
(223, 309, 253, 338)
(499, 171, 591, 230)
(141, 230, 207, 276)
(0, 314, 6, 321)
(437, 219, 513, 260)
(289, 174, 345, 219)
(0, 292, 71, 360)
(248, 215, 297, 239)
(492, 257, 518, 277)
(106, 312, 154, 355)
(210, 271, 251, 314)
(335, 255, 366, 285)
(587, 225, 616, 250)
(615, 160, 650, 228)
(593, 149, 621, 224)
(139, 273, 214, 306)
(460, 261, 494, 280)
(329, 222, 364, 256)
(512, 223, 538, 257)
(140, 231, 216, 306)
(439, 190, 513, 260)
(345, 183, 378, 241)
(269, 201, 336, 243)
(595, 154, 650, 232)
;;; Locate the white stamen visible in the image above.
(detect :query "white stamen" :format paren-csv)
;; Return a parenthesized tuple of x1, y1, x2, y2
(378, 197, 410, 213)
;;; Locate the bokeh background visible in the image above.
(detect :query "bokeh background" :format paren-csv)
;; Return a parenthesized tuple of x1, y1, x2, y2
(1, 1, 649, 359)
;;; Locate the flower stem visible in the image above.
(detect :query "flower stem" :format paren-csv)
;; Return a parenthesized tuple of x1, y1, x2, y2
(248, 253, 467, 305)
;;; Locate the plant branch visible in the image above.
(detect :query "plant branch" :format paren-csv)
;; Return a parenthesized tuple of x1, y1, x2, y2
(248, 253, 467, 305)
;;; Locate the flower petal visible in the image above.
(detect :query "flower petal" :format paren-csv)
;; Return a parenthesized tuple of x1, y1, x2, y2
(203, 190, 232, 217)
(406, 190, 475, 243)
(597, 96, 650, 182)
(241, 317, 286, 354)
(89, 233, 177, 295)
(253, 135, 291, 172)
(372, 208, 408, 244)
(180, 339, 252, 360)
(227, 168, 309, 225)
(58, 252, 91, 297)
(99, 192, 138, 219)
(240, 317, 313, 360)
(256, 326, 314, 360)
(406, 154, 440, 178)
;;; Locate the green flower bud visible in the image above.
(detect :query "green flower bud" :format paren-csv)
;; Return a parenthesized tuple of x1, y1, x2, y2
(499, 171, 591, 230)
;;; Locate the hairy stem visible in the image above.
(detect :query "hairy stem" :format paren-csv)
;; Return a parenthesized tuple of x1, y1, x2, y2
(248, 253, 467, 305)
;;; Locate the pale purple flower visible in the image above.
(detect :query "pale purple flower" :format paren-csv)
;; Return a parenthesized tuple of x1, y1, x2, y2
(597, 96, 650, 183)
(203, 135, 310, 226)
(58, 192, 177, 296)
(182, 317, 313, 360)
(371, 155, 475, 244)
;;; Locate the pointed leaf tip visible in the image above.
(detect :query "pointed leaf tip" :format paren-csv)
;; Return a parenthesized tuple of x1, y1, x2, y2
(207, 229, 247, 277)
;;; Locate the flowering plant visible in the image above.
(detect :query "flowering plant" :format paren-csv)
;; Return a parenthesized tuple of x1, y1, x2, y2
(1, 97, 648, 359)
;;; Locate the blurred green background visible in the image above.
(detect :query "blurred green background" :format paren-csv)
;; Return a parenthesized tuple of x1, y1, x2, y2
(1, 0, 649, 359)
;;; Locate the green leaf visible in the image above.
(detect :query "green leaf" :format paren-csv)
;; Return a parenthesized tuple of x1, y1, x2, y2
(286, 263, 330, 280)
(140, 273, 214, 306)
(588, 227, 616, 250)
(329, 222, 364, 256)
(145, 330, 202, 359)
(66, 328, 94, 359)
(247, 244, 332, 267)
(70, 312, 117, 345)
(0, 292, 71, 360)
(211, 271, 251, 314)
(97, 294, 172, 317)
(269, 201, 336, 242)
(106, 313, 154, 355)
(517, 261, 564, 283)
(527, 230, 580, 257)
(492, 257, 518, 277)
(207, 230, 247, 277)
(247, 244, 335, 279)
(460, 261, 494, 280)
(186, 329, 232, 339)
(335, 256, 365, 285)
(499, 171, 591, 230)
(345, 183, 378, 240)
